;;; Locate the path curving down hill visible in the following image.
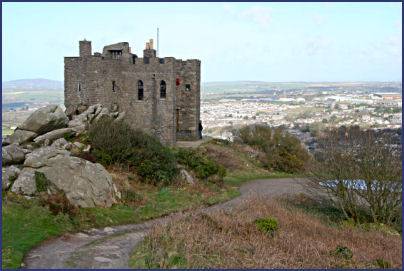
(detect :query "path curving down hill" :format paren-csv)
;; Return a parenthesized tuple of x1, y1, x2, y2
(24, 178, 308, 269)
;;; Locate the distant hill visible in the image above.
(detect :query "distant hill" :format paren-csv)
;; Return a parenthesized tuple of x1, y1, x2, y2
(2, 79, 63, 91)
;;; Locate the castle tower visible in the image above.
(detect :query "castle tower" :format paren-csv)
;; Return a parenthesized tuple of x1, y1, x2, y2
(65, 40, 201, 145)
(79, 40, 92, 57)
(143, 39, 156, 58)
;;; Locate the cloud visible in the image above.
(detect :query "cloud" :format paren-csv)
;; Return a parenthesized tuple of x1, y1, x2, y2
(242, 6, 272, 27)
(305, 36, 332, 56)
(222, 4, 272, 28)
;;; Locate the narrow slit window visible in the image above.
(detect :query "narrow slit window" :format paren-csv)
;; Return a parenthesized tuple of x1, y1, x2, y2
(137, 80, 144, 100)
(112, 81, 116, 92)
(77, 82, 81, 92)
(160, 80, 166, 99)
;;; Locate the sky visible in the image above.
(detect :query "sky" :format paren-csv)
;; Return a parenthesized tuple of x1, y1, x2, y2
(2, 2, 402, 82)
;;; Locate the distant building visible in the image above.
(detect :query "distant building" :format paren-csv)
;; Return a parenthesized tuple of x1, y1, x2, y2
(374, 93, 401, 100)
(64, 39, 201, 145)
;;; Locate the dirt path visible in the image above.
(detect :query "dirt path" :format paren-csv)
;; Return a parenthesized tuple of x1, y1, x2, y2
(25, 178, 308, 268)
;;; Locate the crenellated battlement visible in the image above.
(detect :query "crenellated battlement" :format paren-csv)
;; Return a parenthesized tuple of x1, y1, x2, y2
(64, 39, 201, 145)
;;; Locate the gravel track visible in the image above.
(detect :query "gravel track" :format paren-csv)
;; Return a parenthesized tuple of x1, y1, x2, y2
(25, 178, 308, 268)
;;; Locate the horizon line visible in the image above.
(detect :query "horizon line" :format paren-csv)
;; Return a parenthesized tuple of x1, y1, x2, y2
(2, 78, 403, 84)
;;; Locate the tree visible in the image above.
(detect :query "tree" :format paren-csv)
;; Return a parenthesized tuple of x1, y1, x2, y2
(308, 127, 402, 226)
(238, 125, 311, 173)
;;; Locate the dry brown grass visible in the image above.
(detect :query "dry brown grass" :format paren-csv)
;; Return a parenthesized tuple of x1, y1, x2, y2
(131, 197, 402, 269)
(199, 141, 267, 172)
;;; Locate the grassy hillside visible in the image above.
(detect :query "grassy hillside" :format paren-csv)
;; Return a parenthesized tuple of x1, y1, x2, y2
(2, 136, 288, 269)
(130, 196, 401, 268)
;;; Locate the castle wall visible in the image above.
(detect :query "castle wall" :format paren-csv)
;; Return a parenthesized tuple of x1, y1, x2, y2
(65, 40, 200, 145)
(65, 56, 177, 144)
(174, 59, 201, 140)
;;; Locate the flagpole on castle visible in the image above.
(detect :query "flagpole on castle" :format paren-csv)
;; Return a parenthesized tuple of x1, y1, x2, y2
(157, 27, 159, 57)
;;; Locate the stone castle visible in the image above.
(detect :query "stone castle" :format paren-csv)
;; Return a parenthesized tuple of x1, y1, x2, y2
(64, 39, 201, 145)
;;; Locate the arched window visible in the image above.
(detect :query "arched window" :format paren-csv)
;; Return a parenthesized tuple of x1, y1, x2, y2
(160, 80, 166, 99)
(137, 80, 144, 100)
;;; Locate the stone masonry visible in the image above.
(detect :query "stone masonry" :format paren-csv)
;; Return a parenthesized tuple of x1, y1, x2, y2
(64, 39, 201, 145)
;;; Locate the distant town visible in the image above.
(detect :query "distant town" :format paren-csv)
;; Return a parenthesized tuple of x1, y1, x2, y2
(200, 81, 402, 150)
(2, 80, 402, 151)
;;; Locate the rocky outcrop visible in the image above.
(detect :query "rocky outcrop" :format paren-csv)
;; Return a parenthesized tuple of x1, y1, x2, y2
(67, 104, 125, 135)
(12, 146, 117, 208)
(11, 168, 37, 195)
(2, 144, 30, 165)
(18, 105, 68, 135)
(179, 168, 195, 185)
(24, 146, 70, 168)
(2, 165, 21, 190)
(5, 129, 37, 145)
(4, 103, 120, 208)
(33, 128, 74, 145)
(35, 155, 117, 207)
(51, 138, 72, 150)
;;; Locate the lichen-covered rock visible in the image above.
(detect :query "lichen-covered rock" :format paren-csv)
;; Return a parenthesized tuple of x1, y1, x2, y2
(179, 168, 195, 185)
(2, 165, 21, 190)
(67, 104, 122, 135)
(6, 129, 37, 145)
(19, 145, 117, 207)
(35, 156, 117, 207)
(24, 146, 70, 168)
(11, 167, 36, 195)
(33, 128, 74, 145)
(2, 144, 30, 165)
(51, 138, 72, 150)
(18, 105, 69, 135)
(94, 107, 110, 122)
(115, 111, 126, 122)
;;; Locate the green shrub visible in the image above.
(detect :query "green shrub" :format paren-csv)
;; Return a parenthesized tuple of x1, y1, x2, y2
(175, 148, 226, 180)
(255, 217, 278, 236)
(239, 125, 272, 149)
(63, 132, 75, 141)
(168, 254, 187, 267)
(238, 125, 310, 173)
(88, 116, 178, 184)
(35, 172, 50, 193)
(373, 258, 391, 268)
(331, 245, 353, 260)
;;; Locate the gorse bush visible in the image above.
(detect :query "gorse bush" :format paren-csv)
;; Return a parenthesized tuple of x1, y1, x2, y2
(88, 116, 178, 184)
(255, 217, 278, 237)
(175, 148, 226, 181)
(373, 258, 391, 268)
(238, 125, 310, 173)
(331, 246, 353, 260)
